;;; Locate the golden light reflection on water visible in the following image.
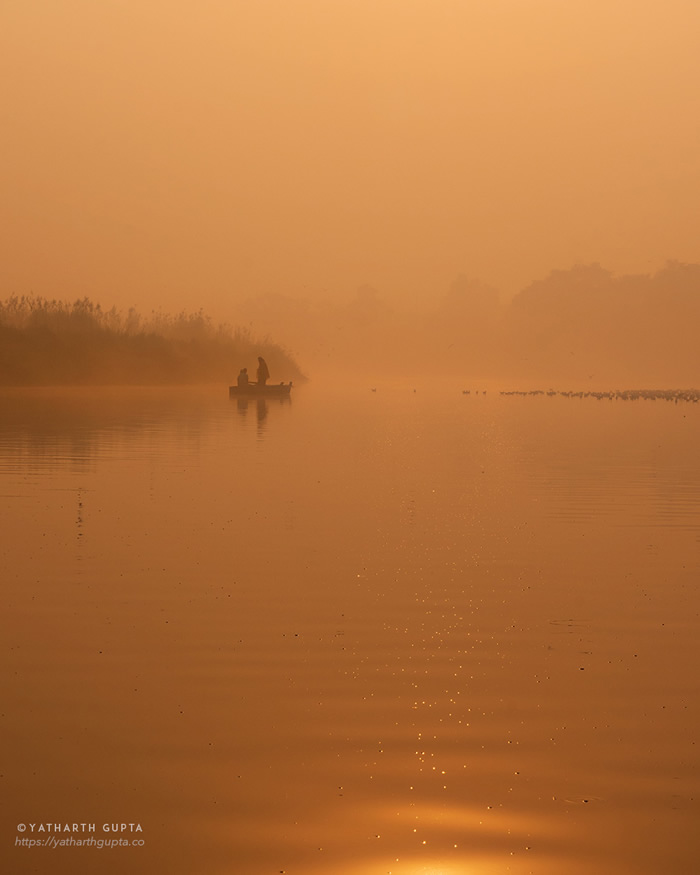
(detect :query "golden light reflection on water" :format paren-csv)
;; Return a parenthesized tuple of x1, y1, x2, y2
(1, 383, 699, 874)
(196, 796, 576, 875)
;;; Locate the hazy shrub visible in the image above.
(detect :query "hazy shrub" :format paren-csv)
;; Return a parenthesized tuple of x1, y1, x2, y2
(0, 296, 303, 386)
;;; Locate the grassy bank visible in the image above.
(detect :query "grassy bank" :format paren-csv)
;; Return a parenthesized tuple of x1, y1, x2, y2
(0, 297, 303, 386)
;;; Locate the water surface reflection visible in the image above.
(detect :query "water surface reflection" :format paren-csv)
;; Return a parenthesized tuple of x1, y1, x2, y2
(1, 382, 698, 874)
(233, 394, 291, 438)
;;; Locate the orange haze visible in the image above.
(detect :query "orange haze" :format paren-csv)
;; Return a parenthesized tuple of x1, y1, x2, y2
(2, 1, 700, 350)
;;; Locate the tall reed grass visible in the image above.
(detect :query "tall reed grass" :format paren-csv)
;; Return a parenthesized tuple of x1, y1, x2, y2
(0, 296, 302, 385)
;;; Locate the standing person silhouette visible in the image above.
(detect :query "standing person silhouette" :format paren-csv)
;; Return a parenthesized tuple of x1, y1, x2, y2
(257, 356, 270, 386)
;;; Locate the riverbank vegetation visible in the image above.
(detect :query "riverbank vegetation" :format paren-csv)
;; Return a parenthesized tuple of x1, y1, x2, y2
(236, 261, 700, 385)
(0, 297, 302, 386)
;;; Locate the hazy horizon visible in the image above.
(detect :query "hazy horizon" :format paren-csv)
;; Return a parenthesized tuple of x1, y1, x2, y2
(3, 1, 700, 331)
(2, 256, 699, 386)
(3, 7, 700, 869)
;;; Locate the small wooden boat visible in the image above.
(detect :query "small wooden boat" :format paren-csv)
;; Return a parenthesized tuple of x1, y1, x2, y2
(229, 382, 292, 398)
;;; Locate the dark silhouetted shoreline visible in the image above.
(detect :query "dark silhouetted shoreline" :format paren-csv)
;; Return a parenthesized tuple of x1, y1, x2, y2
(0, 297, 303, 386)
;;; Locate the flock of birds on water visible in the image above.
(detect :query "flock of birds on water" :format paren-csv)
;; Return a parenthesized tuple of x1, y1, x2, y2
(372, 387, 700, 404)
(369, 387, 699, 403)
(460, 388, 700, 403)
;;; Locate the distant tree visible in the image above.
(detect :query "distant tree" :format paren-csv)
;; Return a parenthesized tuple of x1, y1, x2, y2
(502, 262, 700, 383)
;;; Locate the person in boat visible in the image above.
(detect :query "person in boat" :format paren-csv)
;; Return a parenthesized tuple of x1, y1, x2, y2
(237, 367, 249, 388)
(256, 356, 270, 386)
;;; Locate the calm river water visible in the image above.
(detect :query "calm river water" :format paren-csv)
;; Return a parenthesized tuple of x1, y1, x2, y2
(1, 379, 699, 875)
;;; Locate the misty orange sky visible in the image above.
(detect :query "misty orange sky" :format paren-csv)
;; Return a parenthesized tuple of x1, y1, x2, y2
(3, 0, 700, 322)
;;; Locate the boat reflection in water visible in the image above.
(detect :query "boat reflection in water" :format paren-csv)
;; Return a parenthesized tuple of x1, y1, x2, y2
(232, 385, 292, 436)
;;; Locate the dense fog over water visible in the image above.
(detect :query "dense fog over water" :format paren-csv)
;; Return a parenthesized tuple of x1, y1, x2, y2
(232, 262, 700, 385)
(3, 2, 700, 338)
(3, 3, 700, 872)
(3, 260, 698, 388)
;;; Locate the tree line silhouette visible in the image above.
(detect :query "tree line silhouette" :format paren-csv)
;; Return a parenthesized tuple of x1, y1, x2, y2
(501, 261, 700, 383)
(3, 260, 699, 385)
(233, 260, 700, 383)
